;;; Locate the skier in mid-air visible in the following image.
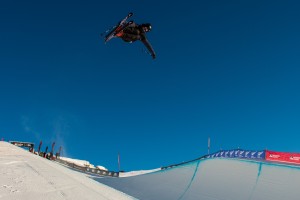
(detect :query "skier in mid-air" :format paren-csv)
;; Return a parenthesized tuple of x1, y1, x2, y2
(115, 22, 156, 59)
(104, 13, 156, 60)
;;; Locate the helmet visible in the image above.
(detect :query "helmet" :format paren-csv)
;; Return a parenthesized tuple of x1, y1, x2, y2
(141, 23, 152, 32)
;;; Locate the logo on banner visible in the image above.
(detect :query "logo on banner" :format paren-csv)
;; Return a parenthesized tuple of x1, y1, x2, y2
(269, 154, 280, 159)
(257, 151, 264, 158)
(239, 151, 245, 157)
(245, 151, 250, 157)
(225, 151, 229, 157)
(234, 150, 239, 157)
(290, 156, 300, 161)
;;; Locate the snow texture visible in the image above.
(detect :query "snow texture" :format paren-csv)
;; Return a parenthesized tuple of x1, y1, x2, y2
(96, 158, 300, 200)
(0, 141, 135, 200)
(2, 140, 300, 200)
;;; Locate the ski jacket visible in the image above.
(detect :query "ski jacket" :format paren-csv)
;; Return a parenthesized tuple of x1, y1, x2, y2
(120, 22, 156, 59)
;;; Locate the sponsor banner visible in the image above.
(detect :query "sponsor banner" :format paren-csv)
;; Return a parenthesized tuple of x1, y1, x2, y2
(265, 150, 300, 165)
(86, 168, 119, 177)
(238, 150, 245, 158)
(254, 151, 265, 159)
(229, 150, 235, 158)
(73, 164, 87, 171)
(208, 153, 216, 158)
(224, 151, 230, 158)
(55, 158, 119, 177)
(244, 151, 251, 158)
(207, 149, 265, 160)
(10, 141, 34, 148)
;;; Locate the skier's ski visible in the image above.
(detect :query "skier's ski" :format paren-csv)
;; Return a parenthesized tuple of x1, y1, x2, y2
(104, 12, 133, 43)
(114, 21, 133, 35)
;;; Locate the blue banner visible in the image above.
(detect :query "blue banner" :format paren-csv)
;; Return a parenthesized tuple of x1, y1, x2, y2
(206, 149, 265, 160)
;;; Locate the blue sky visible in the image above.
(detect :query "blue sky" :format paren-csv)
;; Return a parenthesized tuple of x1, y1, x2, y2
(1, 0, 300, 171)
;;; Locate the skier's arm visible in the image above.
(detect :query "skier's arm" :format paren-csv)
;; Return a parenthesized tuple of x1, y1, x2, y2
(141, 37, 156, 59)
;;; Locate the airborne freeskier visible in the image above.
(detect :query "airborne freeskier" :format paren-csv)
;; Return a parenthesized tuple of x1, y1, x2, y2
(104, 12, 156, 59)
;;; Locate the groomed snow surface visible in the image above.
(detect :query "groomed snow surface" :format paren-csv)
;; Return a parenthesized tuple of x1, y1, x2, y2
(0, 141, 135, 200)
(2, 141, 300, 200)
(96, 158, 300, 200)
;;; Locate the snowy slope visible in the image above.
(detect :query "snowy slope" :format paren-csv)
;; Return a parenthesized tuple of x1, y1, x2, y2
(95, 157, 300, 200)
(3, 140, 300, 200)
(0, 141, 136, 200)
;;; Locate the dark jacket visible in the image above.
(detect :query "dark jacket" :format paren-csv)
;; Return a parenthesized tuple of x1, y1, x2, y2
(120, 22, 156, 59)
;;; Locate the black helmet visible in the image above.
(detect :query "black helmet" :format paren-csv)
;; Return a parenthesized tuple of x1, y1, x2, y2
(141, 23, 152, 32)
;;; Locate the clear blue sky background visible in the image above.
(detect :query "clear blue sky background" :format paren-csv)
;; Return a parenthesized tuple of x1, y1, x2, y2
(1, 0, 300, 171)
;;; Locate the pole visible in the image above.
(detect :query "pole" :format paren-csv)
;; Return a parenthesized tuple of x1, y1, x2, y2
(51, 142, 56, 154)
(59, 146, 62, 155)
(38, 140, 42, 154)
(118, 152, 121, 172)
(208, 137, 210, 154)
(50, 142, 55, 160)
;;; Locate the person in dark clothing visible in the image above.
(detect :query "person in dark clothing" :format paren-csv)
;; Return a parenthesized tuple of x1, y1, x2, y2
(116, 22, 156, 59)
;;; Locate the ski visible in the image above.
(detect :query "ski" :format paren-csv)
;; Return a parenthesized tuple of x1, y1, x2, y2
(114, 21, 133, 35)
(104, 12, 133, 43)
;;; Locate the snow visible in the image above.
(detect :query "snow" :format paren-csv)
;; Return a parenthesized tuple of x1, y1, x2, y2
(119, 168, 161, 178)
(59, 157, 91, 167)
(0, 141, 135, 200)
(96, 158, 300, 200)
(3, 140, 300, 200)
(59, 156, 108, 171)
